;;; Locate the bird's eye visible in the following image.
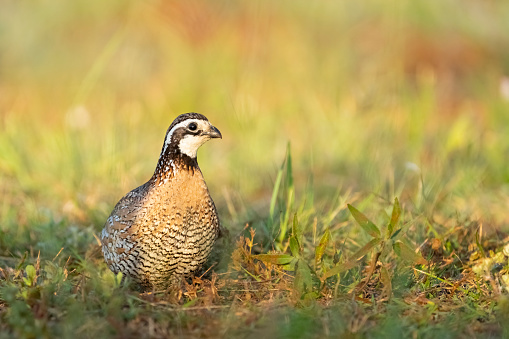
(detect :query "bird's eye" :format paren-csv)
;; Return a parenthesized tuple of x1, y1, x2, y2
(188, 122, 198, 131)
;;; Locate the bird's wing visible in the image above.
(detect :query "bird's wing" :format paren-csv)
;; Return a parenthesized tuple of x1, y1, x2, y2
(101, 182, 151, 242)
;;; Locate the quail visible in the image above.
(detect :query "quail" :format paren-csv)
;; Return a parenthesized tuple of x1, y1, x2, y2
(101, 113, 222, 290)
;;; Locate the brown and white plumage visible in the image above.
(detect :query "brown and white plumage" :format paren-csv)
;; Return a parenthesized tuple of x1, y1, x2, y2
(101, 113, 222, 290)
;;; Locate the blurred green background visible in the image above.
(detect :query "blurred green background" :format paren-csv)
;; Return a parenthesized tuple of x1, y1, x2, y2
(1, 0, 509, 257)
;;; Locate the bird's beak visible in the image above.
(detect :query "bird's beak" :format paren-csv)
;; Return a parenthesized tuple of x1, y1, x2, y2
(204, 125, 222, 139)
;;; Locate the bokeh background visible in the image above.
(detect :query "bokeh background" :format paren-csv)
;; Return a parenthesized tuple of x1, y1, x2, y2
(2, 0, 509, 255)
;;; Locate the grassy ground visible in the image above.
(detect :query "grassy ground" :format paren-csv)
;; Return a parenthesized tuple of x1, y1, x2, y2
(2, 0, 509, 337)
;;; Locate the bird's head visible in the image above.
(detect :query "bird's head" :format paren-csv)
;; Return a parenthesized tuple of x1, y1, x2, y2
(162, 113, 222, 159)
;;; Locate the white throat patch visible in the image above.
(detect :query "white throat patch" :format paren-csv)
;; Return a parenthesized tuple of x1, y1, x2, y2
(178, 134, 210, 158)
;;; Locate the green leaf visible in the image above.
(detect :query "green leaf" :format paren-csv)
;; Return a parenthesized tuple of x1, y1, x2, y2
(23, 264, 36, 286)
(253, 254, 295, 265)
(282, 258, 298, 272)
(322, 238, 382, 280)
(25, 265, 36, 280)
(289, 236, 300, 257)
(294, 259, 317, 299)
(322, 258, 361, 279)
(393, 241, 427, 265)
(315, 229, 331, 267)
(347, 204, 381, 238)
(387, 197, 401, 238)
(380, 266, 392, 299)
(390, 228, 402, 240)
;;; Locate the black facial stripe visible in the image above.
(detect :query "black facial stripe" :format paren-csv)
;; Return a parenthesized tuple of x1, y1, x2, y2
(171, 127, 187, 143)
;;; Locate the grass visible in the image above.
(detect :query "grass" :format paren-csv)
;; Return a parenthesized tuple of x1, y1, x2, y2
(2, 0, 509, 337)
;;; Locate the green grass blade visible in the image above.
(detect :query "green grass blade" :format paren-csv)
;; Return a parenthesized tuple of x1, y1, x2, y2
(350, 238, 382, 261)
(269, 166, 284, 221)
(242, 267, 262, 282)
(182, 297, 201, 308)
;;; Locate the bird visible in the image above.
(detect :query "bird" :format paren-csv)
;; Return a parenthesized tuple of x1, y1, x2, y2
(101, 112, 223, 290)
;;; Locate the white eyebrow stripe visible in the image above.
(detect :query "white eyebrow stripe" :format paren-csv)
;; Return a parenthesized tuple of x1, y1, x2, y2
(161, 119, 204, 155)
